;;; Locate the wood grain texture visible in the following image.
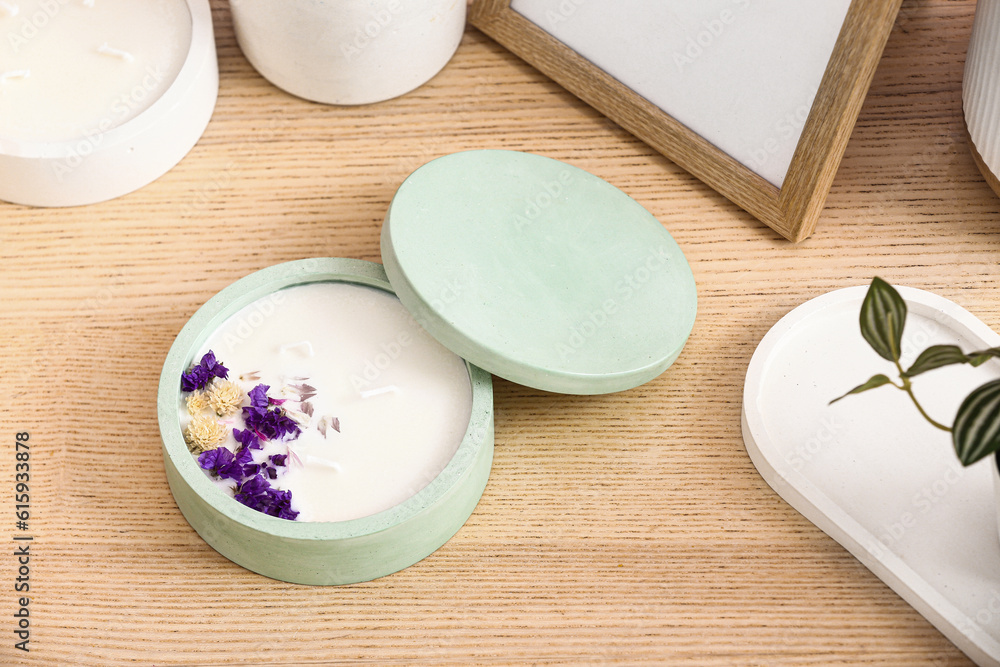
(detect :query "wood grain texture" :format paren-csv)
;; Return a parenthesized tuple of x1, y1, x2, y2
(0, 0, 997, 664)
(469, 0, 902, 242)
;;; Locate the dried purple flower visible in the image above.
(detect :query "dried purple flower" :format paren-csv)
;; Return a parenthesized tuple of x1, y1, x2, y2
(232, 428, 262, 451)
(234, 474, 271, 507)
(191, 379, 300, 521)
(198, 447, 243, 482)
(181, 350, 229, 392)
(242, 383, 301, 442)
(270, 488, 299, 520)
(247, 384, 270, 410)
(232, 474, 299, 520)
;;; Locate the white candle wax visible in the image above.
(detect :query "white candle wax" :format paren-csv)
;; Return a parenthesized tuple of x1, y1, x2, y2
(190, 282, 473, 523)
(0, 0, 192, 143)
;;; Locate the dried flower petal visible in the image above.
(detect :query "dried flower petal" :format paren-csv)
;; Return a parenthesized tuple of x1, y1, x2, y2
(208, 379, 244, 417)
(186, 390, 211, 414)
(317, 415, 341, 438)
(284, 407, 311, 428)
(185, 413, 227, 453)
(288, 383, 317, 401)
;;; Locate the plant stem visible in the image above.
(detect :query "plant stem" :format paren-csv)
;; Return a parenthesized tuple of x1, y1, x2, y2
(894, 360, 952, 432)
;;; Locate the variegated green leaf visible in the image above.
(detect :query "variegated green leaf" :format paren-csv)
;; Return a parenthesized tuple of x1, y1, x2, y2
(953, 378, 1000, 466)
(860, 277, 907, 362)
(830, 374, 893, 404)
(902, 344, 969, 378)
(968, 347, 1000, 368)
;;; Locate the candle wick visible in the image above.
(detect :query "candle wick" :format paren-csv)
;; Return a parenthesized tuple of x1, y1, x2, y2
(0, 2, 19, 18)
(0, 70, 29, 84)
(359, 385, 399, 399)
(278, 341, 315, 357)
(97, 43, 135, 63)
(302, 454, 342, 472)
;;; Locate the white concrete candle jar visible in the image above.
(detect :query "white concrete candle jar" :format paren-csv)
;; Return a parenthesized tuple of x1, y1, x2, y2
(0, 0, 218, 207)
(229, 0, 466, 105)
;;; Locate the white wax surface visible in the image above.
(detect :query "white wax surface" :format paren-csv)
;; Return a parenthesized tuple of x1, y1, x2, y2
(511, 0, 851, 186)
(192, 282, 473, 523)
(0, 0, 191, 143)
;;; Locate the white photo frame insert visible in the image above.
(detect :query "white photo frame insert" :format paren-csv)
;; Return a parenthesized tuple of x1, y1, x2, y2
(470, 0, 903, 241)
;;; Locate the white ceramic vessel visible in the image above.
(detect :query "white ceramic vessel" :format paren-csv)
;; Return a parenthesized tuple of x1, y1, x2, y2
(965, 0, 1000, 197)
(230, 0, 466, 105)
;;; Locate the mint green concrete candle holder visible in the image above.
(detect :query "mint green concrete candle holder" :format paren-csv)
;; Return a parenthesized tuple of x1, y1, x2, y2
(158, 258, 494, 585)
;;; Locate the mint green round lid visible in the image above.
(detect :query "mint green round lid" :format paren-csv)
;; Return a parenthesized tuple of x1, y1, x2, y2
(381, 150, 697, 395)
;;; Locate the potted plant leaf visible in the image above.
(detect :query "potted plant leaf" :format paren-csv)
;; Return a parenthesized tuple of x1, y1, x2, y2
(833, 277, 1000, 470)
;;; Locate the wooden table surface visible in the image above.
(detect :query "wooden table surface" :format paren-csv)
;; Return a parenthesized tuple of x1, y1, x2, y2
(2, 1, 998, 664)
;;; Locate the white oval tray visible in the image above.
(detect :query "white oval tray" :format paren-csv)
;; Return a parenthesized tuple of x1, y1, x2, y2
(743, 285, 1000, 666)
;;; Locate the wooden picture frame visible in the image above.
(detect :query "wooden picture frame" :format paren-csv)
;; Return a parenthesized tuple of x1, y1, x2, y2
(469, 0, 902, 242)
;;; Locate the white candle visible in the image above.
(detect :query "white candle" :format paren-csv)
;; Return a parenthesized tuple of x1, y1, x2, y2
(187, 282, 474, 523)
(0, 0, 218, 207)
(0, 0, 191, 143)
(229, 0, 467, 105)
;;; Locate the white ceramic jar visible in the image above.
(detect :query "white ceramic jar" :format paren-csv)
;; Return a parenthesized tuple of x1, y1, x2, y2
(964, 0, 1000, 196)
(229, 0, 466, 105)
